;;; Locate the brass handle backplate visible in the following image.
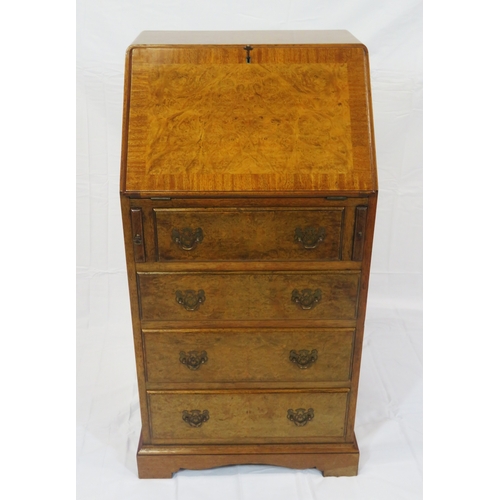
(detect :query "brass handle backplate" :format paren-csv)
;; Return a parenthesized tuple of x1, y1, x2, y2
(291, 289, 322, 310)
(294, 226, 326, 249)
(179, 350, 208, 370)
(287, 408, 314, 426)
(172, 227, 204, 250)
(182, 409, 209, 427)
(289, 349, 318, 369)
(176, 290, 206, 311)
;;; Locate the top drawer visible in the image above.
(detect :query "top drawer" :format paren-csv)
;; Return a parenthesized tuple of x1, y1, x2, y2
(128, 201, 371, 263)
(154, 208, 343, 261)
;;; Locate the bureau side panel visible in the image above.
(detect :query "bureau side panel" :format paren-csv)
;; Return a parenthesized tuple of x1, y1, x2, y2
(344, 194, 377, 441)
(120, 195, 151, 443)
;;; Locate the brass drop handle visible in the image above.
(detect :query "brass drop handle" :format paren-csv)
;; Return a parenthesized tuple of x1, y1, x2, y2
(182, 410, 210, 427)
(176, 290, 206, 311)
(180, 350, 208, 370)
(294, 226, 326, 249)
(172, 227, 204, 250)
(287, 408, 314, 426)
(291, 289, 322, 310)
(133, 234, 142, 245)
(289, 349, 318, 369)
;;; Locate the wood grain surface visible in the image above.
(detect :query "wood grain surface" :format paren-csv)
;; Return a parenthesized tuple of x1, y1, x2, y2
(141, 63, 351, 175)
(137, 271, 360, 322)
(136, 438, 359, 478)
(120, 30, 378, 478)
(122, 44, 376, 195)
(154, 207, 344, 261)
(143, 328, 354, 384)
(147, 389, 349, 444)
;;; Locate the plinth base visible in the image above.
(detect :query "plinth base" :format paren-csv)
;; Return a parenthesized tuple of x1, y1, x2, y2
(137, 436, 359, 478)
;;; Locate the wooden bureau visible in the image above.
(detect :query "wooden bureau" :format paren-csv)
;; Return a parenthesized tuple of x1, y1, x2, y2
(120, 30, 377, 478)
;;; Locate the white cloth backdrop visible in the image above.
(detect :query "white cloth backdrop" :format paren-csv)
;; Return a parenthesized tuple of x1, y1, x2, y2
(76, 1, 422, 498)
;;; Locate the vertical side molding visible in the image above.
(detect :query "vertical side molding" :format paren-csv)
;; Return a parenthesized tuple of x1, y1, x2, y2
(352, 206, 368, 261)
(131, 208, 146, 262)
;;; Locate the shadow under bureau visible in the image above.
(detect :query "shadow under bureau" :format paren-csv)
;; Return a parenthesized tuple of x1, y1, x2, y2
(120, 30, 378, 478)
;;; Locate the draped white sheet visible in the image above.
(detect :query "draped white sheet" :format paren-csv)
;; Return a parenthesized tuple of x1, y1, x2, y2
(76, 2, 422, 498)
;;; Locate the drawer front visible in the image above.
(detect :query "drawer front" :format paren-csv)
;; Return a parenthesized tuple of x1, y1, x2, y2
(144, 328, 354, 383)
(154, 208, 344, 261)
(138, 271, 360, 322)
(148, 390, 348, 444)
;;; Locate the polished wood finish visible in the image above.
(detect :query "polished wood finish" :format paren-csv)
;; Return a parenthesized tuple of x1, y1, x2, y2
(130, 197, 368, 263)
(147, 389, 349, 444)
(137, 271, 360, 322)
(121, 33, 377, 197)
(120, 30, 377, 478)
(130, 30, 365, 46)
(143, 328, 354, 384)
(154, 207, 344, 261)
(137, 440, 359, 478)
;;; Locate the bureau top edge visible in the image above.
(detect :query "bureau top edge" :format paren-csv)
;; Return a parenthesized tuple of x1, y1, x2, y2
(120, 190, 378, 199)
(129, 30, 366, 48)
